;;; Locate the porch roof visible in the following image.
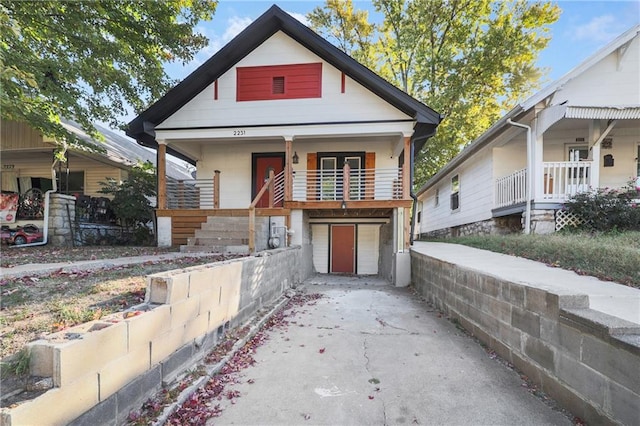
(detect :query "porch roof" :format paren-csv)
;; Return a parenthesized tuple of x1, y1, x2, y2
(564, 106, 640, 120)
(126, 5, 441, 163)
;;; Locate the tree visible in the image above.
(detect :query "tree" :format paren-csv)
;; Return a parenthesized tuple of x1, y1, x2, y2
(0, 0, 217, 150)
(99, 161, 156, 242)
(308, 0, 560, 187)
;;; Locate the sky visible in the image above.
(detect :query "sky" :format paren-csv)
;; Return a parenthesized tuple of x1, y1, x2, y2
(163, 0, 640, 86)
(145, 0, 639, 167)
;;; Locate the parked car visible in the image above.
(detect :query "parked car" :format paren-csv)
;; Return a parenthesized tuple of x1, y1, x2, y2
(0, 224, 44, 245)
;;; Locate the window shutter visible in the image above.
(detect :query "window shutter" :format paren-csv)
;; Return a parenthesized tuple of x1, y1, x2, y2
(307, 153, 317, 201)
(364, 152, 375, 200)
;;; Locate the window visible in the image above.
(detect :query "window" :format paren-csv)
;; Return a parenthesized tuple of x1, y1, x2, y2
(434, 188, 439, 206)
(317, 152, 365, 201)
(59, 171, 84, 194)
(567, 145, 589, 179)
(272, 76, 285, 94)
(451, 175, 459, 211)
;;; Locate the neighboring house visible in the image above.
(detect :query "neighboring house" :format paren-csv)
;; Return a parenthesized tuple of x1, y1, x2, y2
(0, 118, 192, 227)
(416, 24, 640, 238)
(126, 5, 441, 285)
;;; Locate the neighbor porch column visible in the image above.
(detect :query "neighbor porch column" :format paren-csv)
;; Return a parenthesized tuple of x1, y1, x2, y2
(157, 139, 167, 209)
(532, 118, 544, 201)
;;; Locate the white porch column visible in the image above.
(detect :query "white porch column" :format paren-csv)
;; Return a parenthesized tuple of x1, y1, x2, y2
(532, 116, 545, 201)
(588, 120, 603, 190)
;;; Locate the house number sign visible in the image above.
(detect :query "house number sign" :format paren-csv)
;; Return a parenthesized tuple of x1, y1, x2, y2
(233, 130, 246, 136)
(2, 164, 15, 169)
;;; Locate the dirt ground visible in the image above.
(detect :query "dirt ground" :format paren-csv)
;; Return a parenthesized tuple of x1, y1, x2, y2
(0, 246, 245, 359)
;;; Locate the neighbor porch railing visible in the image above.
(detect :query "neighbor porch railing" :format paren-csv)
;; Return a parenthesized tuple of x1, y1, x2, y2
(494, 161, 594, 208)
(541, 161, 592, 201)
(495, 168, 527, 208)
(292, 167, 403, 201)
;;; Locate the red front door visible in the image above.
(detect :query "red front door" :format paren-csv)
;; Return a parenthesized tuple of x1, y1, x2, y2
(253, 154, 284, 208)
(331, 225, 355, 273)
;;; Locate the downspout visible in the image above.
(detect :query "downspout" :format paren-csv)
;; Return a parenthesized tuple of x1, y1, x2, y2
(409, 127, 438, 245)
(409, 141, 417, 245)
(12, 157, 60, 247)
(506, 119, 532, 234)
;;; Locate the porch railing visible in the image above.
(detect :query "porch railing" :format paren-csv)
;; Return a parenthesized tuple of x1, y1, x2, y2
(494, 162, 594, 209)
(166, 172, 219, 209)
(495, 168, 527, 208)
(292, 168, 403, 201)
(542, 161, 592, 201)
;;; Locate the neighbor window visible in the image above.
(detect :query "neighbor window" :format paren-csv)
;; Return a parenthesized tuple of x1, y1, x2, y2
(451, 175, 459, 211)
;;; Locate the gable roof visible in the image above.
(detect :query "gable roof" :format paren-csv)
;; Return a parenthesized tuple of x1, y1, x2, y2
(61, 119, 192, 181)
(126, 4, 441, 161)
(416, 23, 640, 196)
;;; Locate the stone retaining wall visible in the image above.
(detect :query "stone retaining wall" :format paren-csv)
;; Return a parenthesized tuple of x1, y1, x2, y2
(411, 250, 640, 425)
(1, 246, 312, 426)
(48, 194, 75, 246)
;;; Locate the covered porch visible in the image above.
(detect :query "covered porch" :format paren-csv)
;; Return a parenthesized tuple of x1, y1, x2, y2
(153, 132, 414, 253)
(493, 109, 640, 216)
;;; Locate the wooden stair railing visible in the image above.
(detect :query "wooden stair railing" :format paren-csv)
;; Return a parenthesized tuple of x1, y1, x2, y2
(248, 169, 275, 253)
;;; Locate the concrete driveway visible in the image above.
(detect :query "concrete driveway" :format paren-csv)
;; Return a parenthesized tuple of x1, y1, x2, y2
(209, 275, 572, 425)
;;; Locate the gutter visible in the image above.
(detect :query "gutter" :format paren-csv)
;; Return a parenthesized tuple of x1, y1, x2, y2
(410, 126, 438, 244)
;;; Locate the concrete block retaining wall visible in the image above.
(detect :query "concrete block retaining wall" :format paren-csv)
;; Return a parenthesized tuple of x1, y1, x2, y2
(411, 250, 640, 425)
(1, 246, 311, 426)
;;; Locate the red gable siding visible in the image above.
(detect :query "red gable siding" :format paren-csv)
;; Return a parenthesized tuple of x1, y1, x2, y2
(236, 63, 322, 101)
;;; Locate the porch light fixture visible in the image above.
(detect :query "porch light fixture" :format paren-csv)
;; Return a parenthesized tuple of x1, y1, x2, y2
(292, 151, 299, 164)
(341, 200, 347, 209)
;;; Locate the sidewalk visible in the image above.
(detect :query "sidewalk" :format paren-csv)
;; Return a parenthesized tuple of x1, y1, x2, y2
(412, 242, 640, 326)
(206, 275, 571, 425)
(0, 252, 221, 280)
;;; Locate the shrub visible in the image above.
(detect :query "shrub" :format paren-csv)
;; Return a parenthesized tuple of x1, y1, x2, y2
(99, 161, 156, 244)
(563, 180, 640, 232)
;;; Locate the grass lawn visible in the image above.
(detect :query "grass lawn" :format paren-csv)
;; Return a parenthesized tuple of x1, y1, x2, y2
(427, 231, 640, 288)
(0, 246, 246, 360)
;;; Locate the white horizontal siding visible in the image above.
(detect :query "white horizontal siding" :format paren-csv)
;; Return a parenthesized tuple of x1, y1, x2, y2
(311, 224, 329, 274)
(198, 138, 399, 209)
(357, 225, 379, 274)
(160, 31, 412, 130)
(557, 36, 640, 107)
(419, 149, 494, 234)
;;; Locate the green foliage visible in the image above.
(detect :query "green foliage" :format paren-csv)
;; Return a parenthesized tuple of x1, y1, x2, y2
(1, 347, 30, 378)
(308, 0, 560, 187)
(99, 161, 156, 238)
(434, 232, 640, 288)
(563, 182, 640, 232)
(0, 0, 217, 149)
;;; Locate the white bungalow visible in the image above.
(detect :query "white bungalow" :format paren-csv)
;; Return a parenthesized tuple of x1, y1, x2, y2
(416, 25, 640, 238)
(127, 6, 441, 285)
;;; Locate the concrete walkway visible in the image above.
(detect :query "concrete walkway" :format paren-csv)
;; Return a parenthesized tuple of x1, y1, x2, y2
(208, 275, 571, 425)
(412, 242, 640, 326)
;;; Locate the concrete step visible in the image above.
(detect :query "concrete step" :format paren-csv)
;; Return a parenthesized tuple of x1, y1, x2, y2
(188, 237, 249, 246)
(203, 217, 249, 230)
(179, 244, 249, 254)
(194, 229, 248, 239)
